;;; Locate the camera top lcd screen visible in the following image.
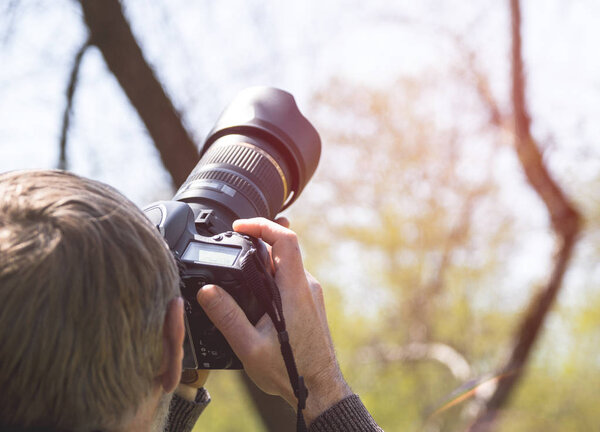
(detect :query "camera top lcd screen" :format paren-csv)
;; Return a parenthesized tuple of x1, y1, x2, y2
(182, 242, 241, 266)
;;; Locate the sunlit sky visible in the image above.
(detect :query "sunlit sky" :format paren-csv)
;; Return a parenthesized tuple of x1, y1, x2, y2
(1, 0, 599, 312)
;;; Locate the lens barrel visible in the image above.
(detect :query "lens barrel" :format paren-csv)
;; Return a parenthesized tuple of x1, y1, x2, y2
(174, 87, 321, 222)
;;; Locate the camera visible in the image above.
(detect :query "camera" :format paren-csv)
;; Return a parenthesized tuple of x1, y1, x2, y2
(144, 87, 321, 369)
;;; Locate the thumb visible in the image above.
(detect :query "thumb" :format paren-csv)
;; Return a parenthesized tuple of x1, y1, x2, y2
(196, 284, 256, 359)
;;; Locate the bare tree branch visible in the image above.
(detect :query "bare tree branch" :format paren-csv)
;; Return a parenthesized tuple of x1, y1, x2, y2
(77, 0, 199, 187)
(1, 0, 21, 47)
(456, 41, 505, 130)
(75, 2, 293, 430)
(58, 39, 90, 171)
(424, 184, 491, 300)
(376, 13, 508, 131)
(468, 1, 581, 430)
(361, 342, 472, 382)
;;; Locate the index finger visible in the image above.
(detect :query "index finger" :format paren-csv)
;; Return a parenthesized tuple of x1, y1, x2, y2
(232, 217, 304, 273)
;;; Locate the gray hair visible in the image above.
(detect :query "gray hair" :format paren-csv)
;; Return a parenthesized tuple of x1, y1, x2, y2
(0, 170, 179, 430)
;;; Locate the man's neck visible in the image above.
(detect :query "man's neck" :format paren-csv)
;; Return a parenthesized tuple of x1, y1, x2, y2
(113, 386, 168, 432)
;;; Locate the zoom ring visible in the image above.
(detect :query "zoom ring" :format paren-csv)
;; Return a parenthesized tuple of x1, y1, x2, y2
(187, 142, 287, 217)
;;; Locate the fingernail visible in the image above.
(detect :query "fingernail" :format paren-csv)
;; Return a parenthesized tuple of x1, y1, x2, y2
(196, 284, 211, 301)
(196, 284, 218, 305)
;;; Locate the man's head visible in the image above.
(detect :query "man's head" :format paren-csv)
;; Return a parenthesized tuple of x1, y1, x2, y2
(0, 170, 183, 430)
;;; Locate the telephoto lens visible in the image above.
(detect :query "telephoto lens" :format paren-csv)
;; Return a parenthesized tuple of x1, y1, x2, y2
(144, 87, 320, 370)
(174, 86, 321, 235)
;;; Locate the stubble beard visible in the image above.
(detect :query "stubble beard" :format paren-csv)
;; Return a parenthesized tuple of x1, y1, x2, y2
(151, 392, 173, 432)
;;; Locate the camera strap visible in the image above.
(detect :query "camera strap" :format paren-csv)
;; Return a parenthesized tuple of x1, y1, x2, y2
(242, 252, 309, 432)
(174, 248, 309, 431)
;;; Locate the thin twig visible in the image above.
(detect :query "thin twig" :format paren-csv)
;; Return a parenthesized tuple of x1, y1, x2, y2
(360, 342, 472, 381)
(57, 39, 90, 171)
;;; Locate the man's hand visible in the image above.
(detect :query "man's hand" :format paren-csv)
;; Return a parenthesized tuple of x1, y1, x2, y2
(195, 217, 352, 423)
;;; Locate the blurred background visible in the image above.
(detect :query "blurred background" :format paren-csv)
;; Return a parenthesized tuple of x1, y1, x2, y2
(1, 0, 599, 430)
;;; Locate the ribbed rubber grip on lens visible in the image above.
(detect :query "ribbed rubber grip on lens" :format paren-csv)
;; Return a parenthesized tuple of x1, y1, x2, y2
(188, 142, 288, 217)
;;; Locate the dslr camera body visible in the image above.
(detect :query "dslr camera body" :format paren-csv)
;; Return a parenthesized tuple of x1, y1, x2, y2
(144, 87, 320, 369)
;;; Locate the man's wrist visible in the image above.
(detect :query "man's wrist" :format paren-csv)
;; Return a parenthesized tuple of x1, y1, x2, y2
(175, 383, 199, 402)
(303, 367, 353, 425)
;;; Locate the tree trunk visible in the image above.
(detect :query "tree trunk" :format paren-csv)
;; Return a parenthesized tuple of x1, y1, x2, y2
(78, 0, 199, 187)
(468, 0, 581, 430)
(78, 1, 293, 430)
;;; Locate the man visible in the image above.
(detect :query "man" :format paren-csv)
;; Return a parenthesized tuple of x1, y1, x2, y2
(0, 170, 381, 431)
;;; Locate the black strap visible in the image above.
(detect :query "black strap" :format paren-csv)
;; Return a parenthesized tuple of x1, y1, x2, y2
(242, 251, 309, 432)
(177, 247, 309, 431)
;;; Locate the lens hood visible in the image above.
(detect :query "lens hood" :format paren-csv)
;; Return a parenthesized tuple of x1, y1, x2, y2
(202, 87, 321, 208)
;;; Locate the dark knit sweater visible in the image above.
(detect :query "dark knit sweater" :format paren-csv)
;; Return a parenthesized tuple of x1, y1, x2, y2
(308, 395, 382, 432)
(0, 389, 381, 431)
(166, 390, 383, 432)
(165, 388, 211, 432)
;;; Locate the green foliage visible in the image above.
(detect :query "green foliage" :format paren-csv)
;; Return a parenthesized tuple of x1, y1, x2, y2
(193, 372, 263, 432)
(194, 77, 600, 430)
(285, 77, 515, 430)
(503, 313, 600, 432)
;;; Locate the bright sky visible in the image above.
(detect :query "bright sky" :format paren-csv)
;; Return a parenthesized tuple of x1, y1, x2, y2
(1, 0, 599, 312)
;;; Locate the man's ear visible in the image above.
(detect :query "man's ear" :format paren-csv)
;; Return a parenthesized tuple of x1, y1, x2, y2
(157, 297, 185, 393)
